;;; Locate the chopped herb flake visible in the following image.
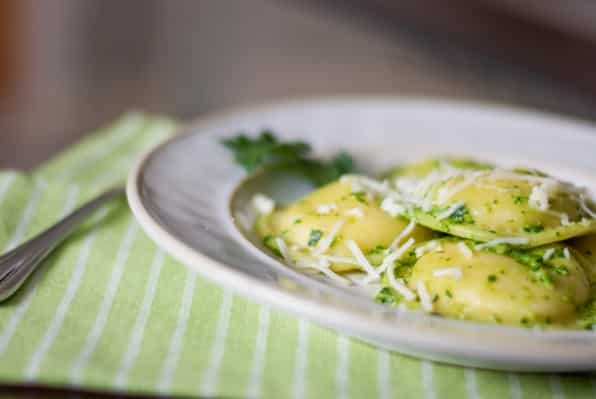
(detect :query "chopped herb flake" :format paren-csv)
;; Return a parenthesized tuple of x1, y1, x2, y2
(308, 229, 323, 247)
(523, 224, 544, 233)
(375, 287, 400, 305)
(513, 195, 528, 205)
(447, 204, 474, 224)
(352, 191, 368, 204)
(368, 245, 388, 255)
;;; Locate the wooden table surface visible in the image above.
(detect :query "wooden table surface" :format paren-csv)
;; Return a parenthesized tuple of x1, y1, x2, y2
(0, 0, 595, 397)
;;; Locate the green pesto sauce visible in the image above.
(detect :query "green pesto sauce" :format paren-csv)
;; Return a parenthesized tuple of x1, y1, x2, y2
(523, 224, 545, 233)
(484, 244, 568, 288)
(430, 204, 474, 225)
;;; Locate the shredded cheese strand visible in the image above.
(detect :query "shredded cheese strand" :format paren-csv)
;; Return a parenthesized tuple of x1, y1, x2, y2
(345, 207, 364, 219)
(435, 172, 483, 205)
(457, 242, 473, 259)
(379, 238, 416, 275)
(345, 240, 378, 278)
(314, 219, 345, 255)
(415, 240, 442, 258)
(390, 220, 417, 249)
(275, 237, 292, 265)
(528, 185, 550, 211)
(542, 248, 555, 261)
(560, 213, 570, 226)
(295, 259, 350, 285)
(316, 203, 337, 215)
(321, 255, 360, 266)
(417, 281, 433, 312)
(386, 268, 415, 301)
(381, 197, 406, 217)
(432, 267, 463, 281)
(435, 201, 465, 220)
(580, 195, 596, 218)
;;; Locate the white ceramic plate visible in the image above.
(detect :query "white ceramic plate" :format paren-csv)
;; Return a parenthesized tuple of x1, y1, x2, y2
(127, 97, 596, 372)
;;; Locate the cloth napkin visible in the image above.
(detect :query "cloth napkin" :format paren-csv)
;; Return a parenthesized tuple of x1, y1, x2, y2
(0, 112, 594, 399)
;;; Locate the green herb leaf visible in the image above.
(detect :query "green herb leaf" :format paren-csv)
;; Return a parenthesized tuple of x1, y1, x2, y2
(222, 131, 355, 186)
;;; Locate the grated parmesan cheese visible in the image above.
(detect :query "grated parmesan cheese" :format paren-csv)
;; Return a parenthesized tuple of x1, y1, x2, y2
(340, 175, 390, 195)
(381, 197, 406, 217)
(390, 220, 417, 248)
(321, 255, 360, 266)
(378, 238, 416, 275)
(457, 242, 473, 259)
(346, 240, 378, 278)
(432, 267, 463, 281)
(314, 218, 345, 255)
(435, 171, 483, 205)
(252, 193, 275, 214)
(295, 258, 350, 285)
(560, 213, 570, 226)
(542, 248, 555, 261)
(388, 276, 416, 301)
(529, 185, 549, 211)
(435, 201, 465, 220)
(474, 237, 529, 250)
(416, 281, 433, 312)
(275, 237, 291, 264)
(394, 176, 418, 192)
(316, 203, 337, 215)
(415, 240, 442, 258)
(580, 195, 596, 218)
(345, 207, 364, 219)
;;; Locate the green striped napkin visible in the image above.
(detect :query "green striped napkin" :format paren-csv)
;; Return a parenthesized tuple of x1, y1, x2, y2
(0, 112, 595, 398)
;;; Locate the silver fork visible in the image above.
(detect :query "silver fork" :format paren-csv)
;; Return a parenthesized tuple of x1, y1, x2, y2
(0, 187, 125, 302)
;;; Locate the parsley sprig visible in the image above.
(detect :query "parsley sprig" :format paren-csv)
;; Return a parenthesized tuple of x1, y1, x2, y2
(222, 131, 355, 187)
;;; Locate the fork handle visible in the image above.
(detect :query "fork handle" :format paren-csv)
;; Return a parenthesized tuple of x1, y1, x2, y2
(0, 187, 125, 302)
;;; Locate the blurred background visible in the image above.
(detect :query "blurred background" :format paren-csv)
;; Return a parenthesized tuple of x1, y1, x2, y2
(1, 0, 596, 169)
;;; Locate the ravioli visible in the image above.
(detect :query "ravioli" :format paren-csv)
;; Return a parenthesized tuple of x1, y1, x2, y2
(403, 240, 590, 325)
(383, 157, 493, 180)
(257, 180, 434, 273)
(386, 160, 596, 247)
(571, 234, 596, 282)
(249, 152, 596, 328)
